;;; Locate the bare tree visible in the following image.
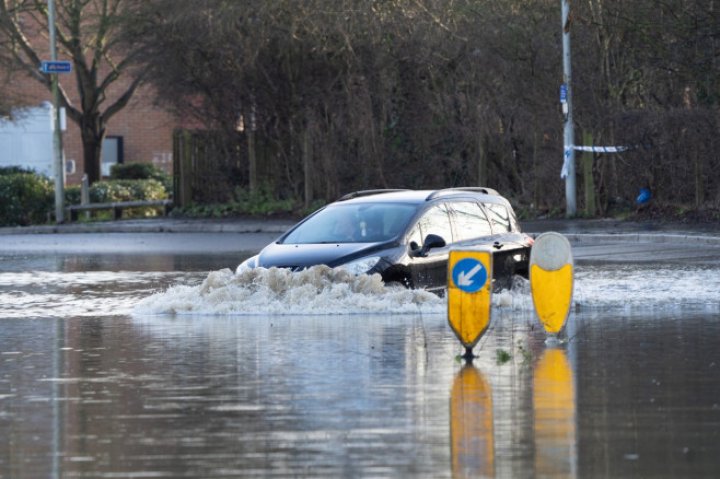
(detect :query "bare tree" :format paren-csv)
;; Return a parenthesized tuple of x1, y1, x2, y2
(130, 0, 719, 214)
(0, 0, 147, 183)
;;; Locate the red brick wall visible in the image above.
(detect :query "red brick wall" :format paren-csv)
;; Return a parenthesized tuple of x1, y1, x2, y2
(4, 65, 179, 185)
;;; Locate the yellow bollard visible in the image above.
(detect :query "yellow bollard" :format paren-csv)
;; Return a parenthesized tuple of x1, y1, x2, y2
(447, 249, 493, 360)
(530, 232, 574, 335)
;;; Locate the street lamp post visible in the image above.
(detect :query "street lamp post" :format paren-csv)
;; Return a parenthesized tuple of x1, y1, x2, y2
(561, 0, 576, 217)
(48, 0, 64, 223)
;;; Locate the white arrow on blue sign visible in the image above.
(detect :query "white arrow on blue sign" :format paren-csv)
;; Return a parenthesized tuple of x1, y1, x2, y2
(560, 83, 568, 103)
(40, 60, 72, 74)
(451, 257, 488, 293)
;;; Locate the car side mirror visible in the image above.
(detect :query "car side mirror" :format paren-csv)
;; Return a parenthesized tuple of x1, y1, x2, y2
(414, 233, 446, 257)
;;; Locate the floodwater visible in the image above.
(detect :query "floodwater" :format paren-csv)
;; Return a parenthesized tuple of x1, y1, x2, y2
(1, 241, 720, 478)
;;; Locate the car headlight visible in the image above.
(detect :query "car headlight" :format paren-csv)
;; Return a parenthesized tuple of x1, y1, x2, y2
(236, 255, 259, 273)
(337, 256, 381, 275)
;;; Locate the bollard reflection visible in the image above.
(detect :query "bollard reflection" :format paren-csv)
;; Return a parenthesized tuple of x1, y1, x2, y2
(533, 347, 577, 478)
(450, 364, 495, 478)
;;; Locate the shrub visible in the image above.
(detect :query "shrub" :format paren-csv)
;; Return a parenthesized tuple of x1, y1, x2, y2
(0, 172, 54, 226)
(173, 185, 297, 218)
(110, 163, 172, 194)
(64, 185, 81, 205)
(232, 185, 294, 216)
(0, 166, 35, 176)
(89, 179, 168, 203)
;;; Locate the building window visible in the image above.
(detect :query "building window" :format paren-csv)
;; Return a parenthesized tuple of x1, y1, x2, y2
(101, 136, 124, 177)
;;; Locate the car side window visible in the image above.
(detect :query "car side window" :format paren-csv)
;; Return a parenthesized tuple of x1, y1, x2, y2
(407, 225, 423, 250)
(416, 204, 453, 244)
(451, 201, 493, 241)
(484, 203, 512, 233)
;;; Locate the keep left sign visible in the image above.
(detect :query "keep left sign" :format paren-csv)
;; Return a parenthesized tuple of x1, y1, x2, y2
(447, 249, 493, 349)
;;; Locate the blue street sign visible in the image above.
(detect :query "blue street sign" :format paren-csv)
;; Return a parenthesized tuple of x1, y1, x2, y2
(451, 257, 488, 294)
(560, 83, 568, 103)
(40, 60, 72, 74)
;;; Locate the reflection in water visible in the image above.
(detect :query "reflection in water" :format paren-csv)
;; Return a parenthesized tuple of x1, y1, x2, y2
(533, 348, 576, 478)
(449, 348, 577, 479)
(450, 365, 494, 478)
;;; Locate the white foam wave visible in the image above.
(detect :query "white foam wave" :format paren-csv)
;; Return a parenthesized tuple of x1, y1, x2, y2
(133, 264, 720, 317)
(133, 266, 448, 316)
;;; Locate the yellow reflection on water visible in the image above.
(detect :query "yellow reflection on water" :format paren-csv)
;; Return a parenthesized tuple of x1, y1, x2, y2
(533, 348, 576, 478)
(450, 365, 494, 478)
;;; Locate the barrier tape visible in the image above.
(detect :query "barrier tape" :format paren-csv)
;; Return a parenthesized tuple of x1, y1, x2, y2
(561, 144, 629, 178)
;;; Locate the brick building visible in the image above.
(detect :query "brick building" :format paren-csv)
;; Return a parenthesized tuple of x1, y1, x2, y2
(4, 71, 179, 185)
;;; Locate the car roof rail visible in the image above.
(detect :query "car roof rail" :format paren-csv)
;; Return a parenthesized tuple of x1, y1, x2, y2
(337, 189, 411, 201)
(425, 187, 500, 201)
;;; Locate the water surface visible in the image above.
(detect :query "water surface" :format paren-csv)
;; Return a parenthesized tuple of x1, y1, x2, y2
(1, 252, 719, 478)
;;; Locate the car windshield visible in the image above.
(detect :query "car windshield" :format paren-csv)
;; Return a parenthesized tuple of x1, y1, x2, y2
(281, 203, 418, 244)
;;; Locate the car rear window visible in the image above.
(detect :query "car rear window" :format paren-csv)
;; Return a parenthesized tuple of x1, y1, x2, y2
(281, 203, 418, 244)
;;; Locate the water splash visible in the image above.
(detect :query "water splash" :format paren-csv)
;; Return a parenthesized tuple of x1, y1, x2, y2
(3, 263, 718, 320)
(134, 266, 447, 316)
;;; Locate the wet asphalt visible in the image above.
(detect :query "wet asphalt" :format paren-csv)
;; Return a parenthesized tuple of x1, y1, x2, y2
(2, 217, 719, 261)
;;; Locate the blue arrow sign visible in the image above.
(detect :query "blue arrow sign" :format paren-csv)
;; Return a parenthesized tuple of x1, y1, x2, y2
(40, 60, 72, 74)
(452, 257, 488, 293)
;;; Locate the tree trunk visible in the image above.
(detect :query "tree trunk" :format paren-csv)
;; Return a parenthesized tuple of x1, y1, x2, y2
(694, 150, 703, 208)
(248, 129, 257, 193)
(80, 114, 105, 183)
(477, 134, 487, 186)
(303, 123, 313, 208)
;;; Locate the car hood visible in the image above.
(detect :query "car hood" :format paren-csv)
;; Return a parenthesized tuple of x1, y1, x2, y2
(256, 241, 394, 269)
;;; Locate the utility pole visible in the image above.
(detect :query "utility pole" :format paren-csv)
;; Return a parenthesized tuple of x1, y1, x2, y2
(561, 0, 576, 217)
(48, 0, 64, 223)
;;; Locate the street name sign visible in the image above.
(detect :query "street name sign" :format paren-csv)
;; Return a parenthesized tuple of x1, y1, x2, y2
(447, 249, 493, 350)
(40, 60, 72, 74)
(530, 232, 574, 334)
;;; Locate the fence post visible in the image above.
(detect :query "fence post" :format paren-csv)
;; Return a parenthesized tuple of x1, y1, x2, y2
(180, 130, 193, 207)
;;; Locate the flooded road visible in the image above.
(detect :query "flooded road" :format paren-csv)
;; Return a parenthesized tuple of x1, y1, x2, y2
(1, 231, 720, 478)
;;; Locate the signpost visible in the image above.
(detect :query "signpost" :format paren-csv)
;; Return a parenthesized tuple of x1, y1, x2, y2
(447, 249, 493, 361)
(530, 232, 574, 336)
(40, 60, 72, 74)
(46, 0, 66, 223)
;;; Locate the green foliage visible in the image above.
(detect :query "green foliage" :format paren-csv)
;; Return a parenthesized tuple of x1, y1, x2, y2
(495, 349, 512, 365)
(89, 179, 168, 203)
(110, 163, 172, 194)
(0, 172, 54, 226)
(232, 185, 294, 216)
(64, 185, 81, 205)
(0, 166, 34, 176)
(60, 179, 169, 220)
(175, 185, 297, 218)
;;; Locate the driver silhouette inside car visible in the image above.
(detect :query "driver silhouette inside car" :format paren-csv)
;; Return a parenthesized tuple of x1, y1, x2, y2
(333, 215, 359, 242)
